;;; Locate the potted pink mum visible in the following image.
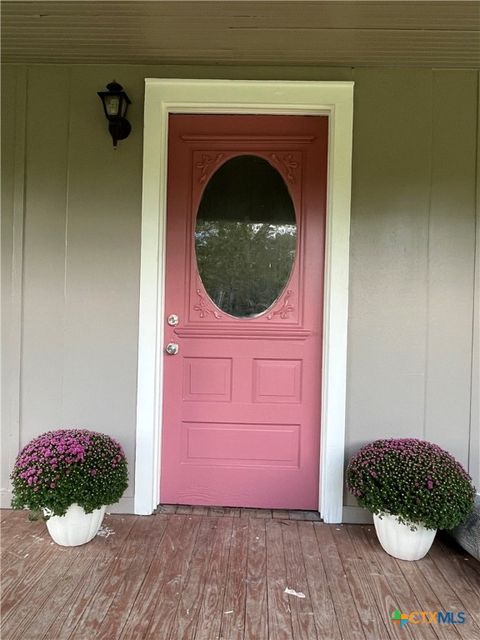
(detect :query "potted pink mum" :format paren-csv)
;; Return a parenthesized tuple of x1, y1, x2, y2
(347, 438, 475, 561)
(11, 428, 128, 546)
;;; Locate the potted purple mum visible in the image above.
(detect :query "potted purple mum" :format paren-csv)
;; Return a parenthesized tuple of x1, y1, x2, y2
(11, 429, 128, 546)
(347, 438, 475, 561)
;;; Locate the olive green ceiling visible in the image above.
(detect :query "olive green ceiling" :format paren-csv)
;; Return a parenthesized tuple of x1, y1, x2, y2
(2, 1, 479, 68)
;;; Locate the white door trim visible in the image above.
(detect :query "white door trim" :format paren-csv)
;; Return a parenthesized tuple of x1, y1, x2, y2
(135, 79, 354, 522)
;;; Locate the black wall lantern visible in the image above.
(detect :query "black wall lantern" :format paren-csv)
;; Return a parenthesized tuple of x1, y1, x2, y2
(97, 81, 132, 148)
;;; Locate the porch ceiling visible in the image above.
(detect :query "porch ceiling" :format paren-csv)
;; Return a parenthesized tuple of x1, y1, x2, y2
(2, 1, 479, 68)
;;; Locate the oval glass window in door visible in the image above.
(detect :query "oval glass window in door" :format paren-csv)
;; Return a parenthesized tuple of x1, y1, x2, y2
(195, 155, 297, 318)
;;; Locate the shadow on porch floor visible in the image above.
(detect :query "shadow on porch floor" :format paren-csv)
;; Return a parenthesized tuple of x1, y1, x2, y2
(1, 509, 479, 639)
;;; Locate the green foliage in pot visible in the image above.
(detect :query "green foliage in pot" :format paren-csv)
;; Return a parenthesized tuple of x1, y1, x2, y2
(346, 438, 475, 530)
(11, 429, 128, 518)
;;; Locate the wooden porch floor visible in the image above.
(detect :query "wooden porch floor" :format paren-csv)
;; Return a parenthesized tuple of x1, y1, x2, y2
(1, 508, 479, 640)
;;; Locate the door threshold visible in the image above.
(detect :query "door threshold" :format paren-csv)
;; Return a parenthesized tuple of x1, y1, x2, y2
(155, 504, 322, 521)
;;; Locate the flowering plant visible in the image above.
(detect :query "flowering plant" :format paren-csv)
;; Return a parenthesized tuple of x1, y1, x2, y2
(11, 429, 128, 518)
(346, 438, 475, 530)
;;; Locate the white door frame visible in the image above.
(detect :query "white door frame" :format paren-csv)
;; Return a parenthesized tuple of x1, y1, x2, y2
(135, 79, 354, 522)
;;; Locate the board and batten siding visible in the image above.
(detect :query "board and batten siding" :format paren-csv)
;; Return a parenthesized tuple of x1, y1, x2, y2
(1, 65, 479, 517)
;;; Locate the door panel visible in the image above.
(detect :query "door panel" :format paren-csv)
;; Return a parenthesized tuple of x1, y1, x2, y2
(161, 114, 328, 509)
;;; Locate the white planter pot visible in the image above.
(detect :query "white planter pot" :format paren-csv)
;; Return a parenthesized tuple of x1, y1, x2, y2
(373, 513, 437, 561)
(44, 503, 106, 547)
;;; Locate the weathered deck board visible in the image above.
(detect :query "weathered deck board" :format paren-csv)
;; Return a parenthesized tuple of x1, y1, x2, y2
(333, 525, 391, 639)
(1, 514, 53, 575)
(2, 546, 80, 639)
(144, 515, 202, 638)
(24, 552, 103, 640)
(166, 516, 220, 640)
(43, 515, 136, 639)
(314, 524, 366, 640)
(1, 538, 62, 623)
(345, 525, 414, 640)
(193, 516, 233, 640)
(266, 519, 294, 639)
(66, 516, 155, 638)
(0, 510, 34, 554)
(282, 521, 318, 640)
(219, 517, 249, 640)
(437, 536, 480, 580)
(244, 517, 268, 640)
(428, 537, 480, 629)
(1, 509, 479, 640)
(94, 516, 169, 640)
(298, 521, 342, 639)
(357, 526, 439, 640)
(415, 543, 480, 638)
(118, 514, 199, 639)
(394, 550, 462, 640)
(1, 539, 54, 595)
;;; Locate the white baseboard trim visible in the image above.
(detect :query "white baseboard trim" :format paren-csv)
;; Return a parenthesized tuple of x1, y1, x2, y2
(105, 496, 135, 514)
(0, 490, 134, 515)
(342, 493, 480, 526)
(342, 506, 373, 524)
(1, 489, 12, 509)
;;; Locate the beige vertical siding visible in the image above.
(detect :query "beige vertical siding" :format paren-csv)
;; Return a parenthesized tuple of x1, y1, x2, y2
(22, 67, 70, 434)
(347, 69, 432, 449)
(1, 66, 26, 498)
(345, 68, 478, 511)
(470, 79, 480, 492)
(59, 66, 142, 494)
(1, 64, 478, 514)
(425, 72, 477, 459)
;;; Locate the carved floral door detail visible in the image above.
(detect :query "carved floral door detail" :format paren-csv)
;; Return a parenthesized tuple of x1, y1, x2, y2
(161, 114, 328, 509)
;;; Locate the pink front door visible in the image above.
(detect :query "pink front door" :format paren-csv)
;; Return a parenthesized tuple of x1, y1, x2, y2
(160, 114, 328, 509)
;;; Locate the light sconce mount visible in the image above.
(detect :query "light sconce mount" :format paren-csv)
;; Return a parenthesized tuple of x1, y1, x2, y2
(97, 81, 132, 148)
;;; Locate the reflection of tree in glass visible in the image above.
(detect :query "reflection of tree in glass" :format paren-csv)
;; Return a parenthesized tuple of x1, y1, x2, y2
(195, 220, 296, 317)
(194, 154, 297, 318)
